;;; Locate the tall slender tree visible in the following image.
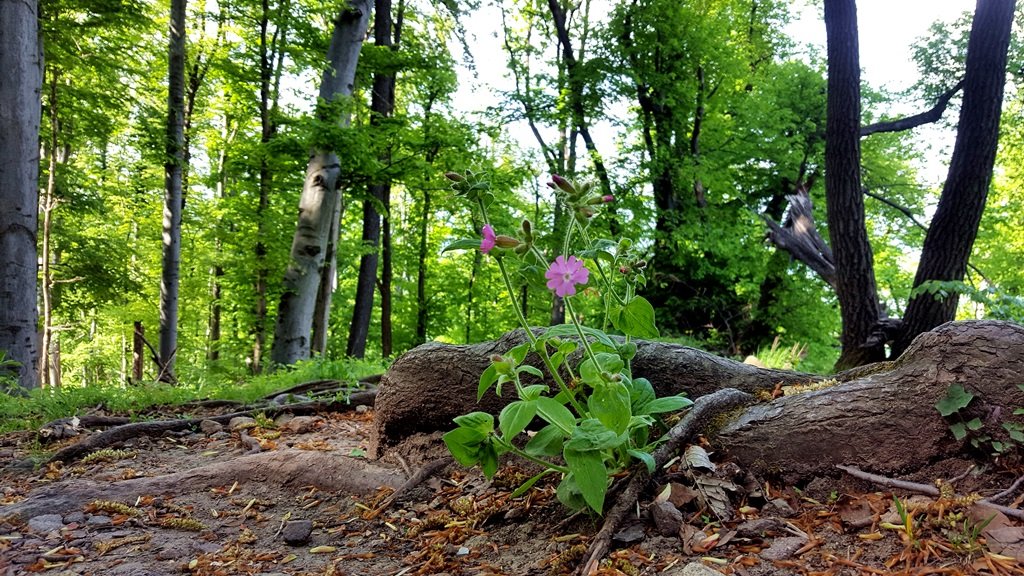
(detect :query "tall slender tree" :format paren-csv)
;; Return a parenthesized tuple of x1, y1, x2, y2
(158, 0, 187, 381)
(271, 0, 372, 366)
(0, 0, 42, 390)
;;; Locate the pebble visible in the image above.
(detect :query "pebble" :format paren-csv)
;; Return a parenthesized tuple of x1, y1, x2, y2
(661, 563, 724, 576)
(455, 546, 470, 556)
(281, 519, 313, 545)
(650, 501, 683, 537)
(229, 416, 257, 431)
(62, 511, 86, 524)
(282, 416, 321, 434)
(27, 514, 64, 533)
(734, 517, 784, 538)
(87, 515, 112, 526)
(763, 497, 797, 518)
(760, 535, 809, 561)
(199, 420, 224, 435)
(612, 523, 645, 544)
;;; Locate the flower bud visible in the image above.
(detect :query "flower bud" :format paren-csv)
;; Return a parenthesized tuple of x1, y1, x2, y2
(551, 174, 576, 194)
(495, 235, 521, 249)
(445, 171, 465, 182)
(602, 194, 615, 203)
(576, 206, 596, 219)
(521, 219, 532, 236)
(619, 265, 630, 274)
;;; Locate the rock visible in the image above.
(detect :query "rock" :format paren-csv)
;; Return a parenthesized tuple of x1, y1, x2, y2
(27, 514, 64, 533)
(763, 497, 796, 518)
(455, 546, 470, 556)
(274, 413, 295, 426)
(650, 502, 683, 537)
(760, 535, 808, 561)
(62, 511, 85, 524)
(661, 562, 723, 576)
(87, 515, 112, 526)
(156, 546, 188, 560)
(193, 541, 222, 554)
(612, 523, 645, 545)
(272, 394, 310, 405)
(281, 519, 313, 545)
(282, 416, 321, 434)
(199, 420, 223, 435)
(228, 417, 257, 431)
(734, 517, 784, 538)
(210, 431, 231, 440)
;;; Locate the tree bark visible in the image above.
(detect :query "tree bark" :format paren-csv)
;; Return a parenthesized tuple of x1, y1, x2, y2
(372, 321, 1024, 484)
(892, 0, 1015, 356)
(0, 0, 43, 390)
(823, 0, 884, 371)
(40, 68, 60, 388)
(158, 0, 187, 382)
(347, 0, 396, 359)
(270, 0, 371, 366)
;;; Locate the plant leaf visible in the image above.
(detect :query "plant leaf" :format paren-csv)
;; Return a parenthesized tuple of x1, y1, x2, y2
(935, 384, 974, 417)
(525, 423, 567, 457)
(441, 238, 482, 253)
(564, 448, 608, 514)
(536, 396, 576, 433)
(499, 400, 537, 440)
(588, 382, 632, 435)
(611, 296, 660, 338)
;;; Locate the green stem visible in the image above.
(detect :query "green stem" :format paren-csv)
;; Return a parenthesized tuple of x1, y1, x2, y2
(564, 296, 598, 367)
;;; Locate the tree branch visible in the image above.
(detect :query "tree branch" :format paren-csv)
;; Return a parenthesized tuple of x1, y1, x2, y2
(860, 79, 964, 137)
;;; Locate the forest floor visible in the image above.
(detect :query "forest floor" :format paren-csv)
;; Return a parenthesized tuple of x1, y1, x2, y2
(1, 397, 1024, 576)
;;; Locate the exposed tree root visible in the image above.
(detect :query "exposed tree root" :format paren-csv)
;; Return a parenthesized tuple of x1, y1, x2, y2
(837, 464, 1024, 521)
(578, 388, 754, 575)
(364, 457, 452, 520)
(38, 416, 133, 442)
(47, 389, 378, 464)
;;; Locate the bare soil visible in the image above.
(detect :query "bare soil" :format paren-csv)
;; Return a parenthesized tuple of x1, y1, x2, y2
(2, 403, 1023, 576)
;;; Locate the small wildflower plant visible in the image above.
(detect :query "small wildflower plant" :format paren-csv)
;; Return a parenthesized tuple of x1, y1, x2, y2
(440, 169, 693, 514)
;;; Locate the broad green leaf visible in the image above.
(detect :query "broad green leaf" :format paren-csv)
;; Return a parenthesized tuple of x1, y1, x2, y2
(499, 400, 537, 439)
(935, 384, 974, 416)
(966, 417, 983, 431)
(441, 238, 482, 253)
(566, 418, 626, 452)
(452, 412, 494, 435)
(525, 423, 567, 457)
(477, 364, 498, 401)
(564, 448, 608, 513)
(443, 427, 485, 466)
(950, 421, 968, 441)
(641, 395, 693, 415)
(518, 365, 544, 379)
(556, 473, 588, 512)
(612, 296, 659, 338)
(480, 440, 500, 479)
(507, 342, 531, 365)
(536, 396, 576, 433)
(544, 324, 617, 348)
(588, 382, 632, 435)
(627, 377, 656, 412)
(617, 341, 638, 362)
(579, 352, 624, 385)
(627, 449, 656, 474)
(520, 384, 548, 401)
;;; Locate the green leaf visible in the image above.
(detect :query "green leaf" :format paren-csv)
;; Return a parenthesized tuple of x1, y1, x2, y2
(507, 342, 531, 365)
(517, 365, 544, 379)
(1004, 424, 1024, 443)
(544, 325, 617, 348)
(480, 440, 500, 478)
(627, 377, 656, 412)
(441, 238, 483, 253)
(566, 419, 626, 452)
(966, 417, 984, 431)
(564, 448, 608, 513)
(536, 396, 576, 433)
(510, 469, 556, 498)
(935, 384, 975, 417)
(525, 424, 567, 457)
(556, 474, 588, 512)
(443, 427, 486, 466)
(499, 400, 537, 439)
(579, 352, 624, 385)
(520, 384, 548, 401)
(588, 382, 632, 435)
(611, 296, 660, 339)
(452, 412, 494, 435)
(950, 421, 968, 441)
(641, 395, 694, 415)
(991, 441, 1005, 453)
(627, 449, 656, 474)
(478, 364, 498, 401)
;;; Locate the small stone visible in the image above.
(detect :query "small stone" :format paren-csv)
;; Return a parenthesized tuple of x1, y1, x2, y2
(734, 517, 784, 538)
(199, 420, 223, 435)
(28, 514, 64, 533)
(274, 413, 295, 426)
(650, 501, 683, 537)
(763, 497, 796, 518)
(281, 520, 313, 545)
(760, 535, 808, 561)
(87, 515, 112, 526)
(612, 523, 645, 544)
(355, 405, 369, 413)
(210, 431, 230, 440)
(193, 541, 222, 554)
(229, 416, 257, 431)
(680, 563, 724, 576)
(62, 512, 85, 524)
(455, 546, 470, 556)
(156, 546, 188, 560)
(282, 416, 321, 434)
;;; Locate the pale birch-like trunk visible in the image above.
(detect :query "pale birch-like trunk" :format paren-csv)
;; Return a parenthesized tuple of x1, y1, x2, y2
(270, 0, 371, 366)
(0, 0, 42, 390)
(158, 0, 187, 382)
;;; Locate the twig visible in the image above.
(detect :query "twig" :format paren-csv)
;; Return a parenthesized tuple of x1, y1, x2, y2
(577, 388, 753, 575)
(238, 429, 262, 454)
(364, 457, 451, 520)
(836, 465, 1024, 521)
(987, 474, 1024, 504)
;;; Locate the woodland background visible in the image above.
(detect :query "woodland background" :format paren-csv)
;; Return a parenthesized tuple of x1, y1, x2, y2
(1, 0, 1023, 395)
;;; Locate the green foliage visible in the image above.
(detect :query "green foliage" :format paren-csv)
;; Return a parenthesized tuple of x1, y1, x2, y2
(934, 383, 1024, 455)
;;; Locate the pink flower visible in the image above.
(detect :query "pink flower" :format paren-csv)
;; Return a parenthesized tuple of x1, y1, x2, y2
(481, 224, 496, 254)
(545, 255, 590, 297)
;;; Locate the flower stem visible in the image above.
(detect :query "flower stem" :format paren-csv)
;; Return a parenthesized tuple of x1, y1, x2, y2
(564, 296, 598, 368)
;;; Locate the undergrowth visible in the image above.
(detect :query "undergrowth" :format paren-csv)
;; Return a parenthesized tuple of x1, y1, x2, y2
(0, 357, 388, 435)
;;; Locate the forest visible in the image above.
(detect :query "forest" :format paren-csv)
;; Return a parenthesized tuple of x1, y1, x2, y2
(3, 0, 1024, 574)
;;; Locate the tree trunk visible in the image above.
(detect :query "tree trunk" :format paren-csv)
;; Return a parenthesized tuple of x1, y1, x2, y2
(347, 0, 397, 359)
(40, 68, 59, 388)
(0, 0, 43, 391)
(372, 321, 1024, 484)
(311, 193, 343, 357)
(414, 187, 430, 345)
(270, 0, 371, 366)
(381, 185, 393, 357)
(158, 0, 187, 382)
(132, 321, 144, 383)
(892, 0, 1015, 356)
(823, 0, 884, 371)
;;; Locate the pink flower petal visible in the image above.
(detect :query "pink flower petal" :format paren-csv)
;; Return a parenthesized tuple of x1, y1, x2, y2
(481, 224, 496, 254)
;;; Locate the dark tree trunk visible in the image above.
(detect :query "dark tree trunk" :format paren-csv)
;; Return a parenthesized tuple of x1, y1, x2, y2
(892, 0, 1015, 356)
(132, 321, 144, 383)
(158, 0, 187, 382)
(823, 0, 884, 371)
(347, 0, 396, 359)
(381, 185, 393, 357)
(415, 188, 430, 345)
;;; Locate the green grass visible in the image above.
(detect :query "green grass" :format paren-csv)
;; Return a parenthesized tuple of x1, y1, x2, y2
(0, 356, 389, 435)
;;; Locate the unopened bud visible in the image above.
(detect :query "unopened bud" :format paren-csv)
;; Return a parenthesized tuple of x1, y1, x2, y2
(495, 235, 521, 249)
(445, 171, 465, 182)
(490, 354, 503, 363)
(619, 266, 630, 274)
(635, 259, 647, 270)
(521, 219, 532, 235)
(551, 174, 576, 194)
(602, 194, 615, 203)
(576, 206, 596, 219)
